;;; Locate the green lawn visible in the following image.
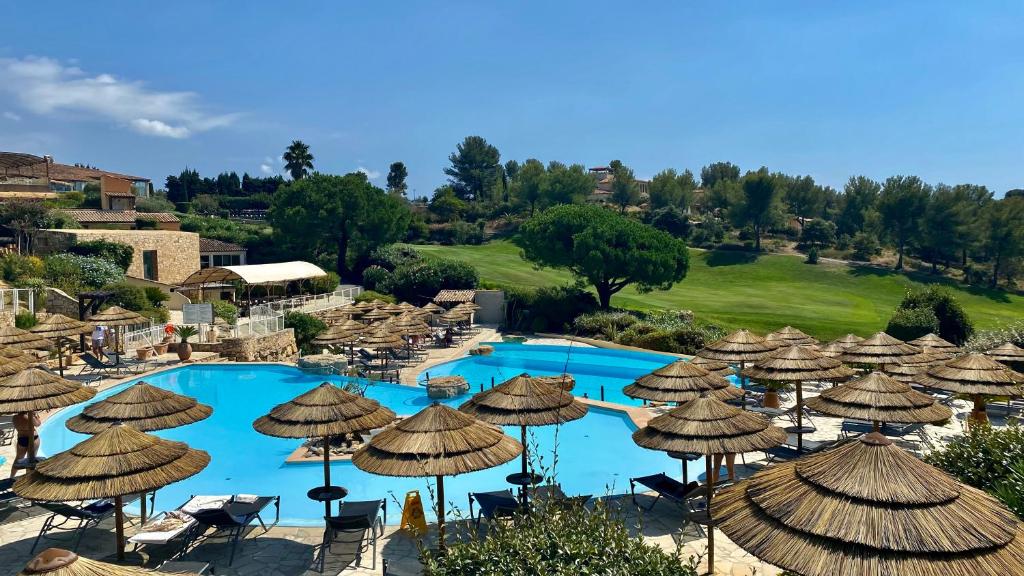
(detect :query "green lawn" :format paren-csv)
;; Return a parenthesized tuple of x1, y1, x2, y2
(412, 240, 1024, 340)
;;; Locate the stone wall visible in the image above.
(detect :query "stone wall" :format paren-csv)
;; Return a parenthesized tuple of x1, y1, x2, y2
(37, 229, 200, 285)
(474, 289, 505, 324)
(211, 328, 298, 362)
(43, 287, 80, 317)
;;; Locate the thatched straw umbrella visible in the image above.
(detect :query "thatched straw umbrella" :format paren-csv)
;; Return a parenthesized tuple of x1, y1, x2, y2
(0, 325, 54, 351)
(420, 302, 444, 314)
(531, 374, 575, 391)
(0, 367, 96, 464)
(18, 548, 159, 576)
(254, 382, 395, 519)
(352, 402, 521, 548)
(438, 309, 469, 324)
(380, 303, 405, 315)
(353, 299, 380, 311)
(690, 355, 735, 377)
(65, 381, 211, 522)
(0, 350, 33, 377)
(714, 432, 1024, 576)
(766, 326, 818, 347)
(697, 329, 778, 391)
(805, 371, 951, 431)
(816, 341, 849, 358)
(87, 306, 147, 354)
(14, 423, 210, 559)
(882, 349, 951, 383)
(30, 314, 93, 377)
(324, 304, 361, 324)
(454, 301, 480, 311)
(360, 326, 404, 368)
(632, 396, 786, 574)
(832, 333, 865, 348)
(359, 308, 392, 323)
(742, 345, 855, 450)
(837, 332, 921, 370)
(987, 342, 1024, 365)
(459, 374, 587, 504)
(312, 324, 363, 362)
(909, 333, 961, 353)
(624, 360, 742, 404)
(916, 354, 1024, 425)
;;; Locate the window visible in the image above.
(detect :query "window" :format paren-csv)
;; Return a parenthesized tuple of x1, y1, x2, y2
(200, 255, 211, 269)
(211, 253, 241, 267)
(142, 250, 158, 280)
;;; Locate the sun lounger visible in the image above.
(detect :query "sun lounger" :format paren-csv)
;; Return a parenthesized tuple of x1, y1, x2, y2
(629, 473, 700, 512)
(156, 560, 211, 574)
(187, 494, 280, 566)
(0, 477, 29, 513)
(468, 490, 519, 528)
(765, 438, 835, 463)
(31, 500, 117, 553)
(318, 499, 386, 572)
(80, 351, 143, 377)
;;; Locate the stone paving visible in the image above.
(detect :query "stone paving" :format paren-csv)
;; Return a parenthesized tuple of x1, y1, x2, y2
(0, 336, 1000, 575)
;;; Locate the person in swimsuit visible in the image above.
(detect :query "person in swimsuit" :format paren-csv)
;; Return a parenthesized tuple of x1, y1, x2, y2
(91, 325, 108, 356)
(11, 411, 41, 477)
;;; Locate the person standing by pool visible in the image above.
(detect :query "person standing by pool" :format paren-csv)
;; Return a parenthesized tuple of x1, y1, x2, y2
(712, 452, 736, 484)
(10, 411, 40, 477)
(91, 325, 108, 356)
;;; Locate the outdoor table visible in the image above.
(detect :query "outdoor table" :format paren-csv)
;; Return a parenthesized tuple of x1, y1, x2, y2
(506, 472, 543, 506)
(307, 485, 348, 508)
(668, 450, 702, 485)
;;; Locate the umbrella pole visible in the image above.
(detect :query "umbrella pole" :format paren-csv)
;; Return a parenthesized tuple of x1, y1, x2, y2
(872, 420, 880, 432)
(796, 382, 804, 452)
(705, 454, 714, 575)
(520, 425, 530, 507)
(323, 434, 333, 520)
(140, 491, 147, 524)
(436, 475, 446, 552)
(57, 339, 64, 377)
(115, 495, 125, 560)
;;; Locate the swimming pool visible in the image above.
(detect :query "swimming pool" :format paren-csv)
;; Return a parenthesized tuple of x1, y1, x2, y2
(38, 364, 687, 525)
(419, 342, 695, 405)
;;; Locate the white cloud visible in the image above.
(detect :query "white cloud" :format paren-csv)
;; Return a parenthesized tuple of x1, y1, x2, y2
(2, 111, 21, 121)
(357, 166, 380, 179)
(0, 56, 238, 138)
(259, 163, 274, 175)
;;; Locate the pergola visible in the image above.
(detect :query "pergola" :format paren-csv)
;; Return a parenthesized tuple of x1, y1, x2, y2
(178, 261, 329, 308)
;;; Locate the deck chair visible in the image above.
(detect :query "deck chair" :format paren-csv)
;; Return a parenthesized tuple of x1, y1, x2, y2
(628, 473, 700, 512)
(30, 500, 117, 553)
(129, 495, 230, 558)
(0, 416, 13, 446)
(468, 490, 519, 529)
(188, 495, 280, 566)
(357, 348, 376, 362)
(318, 499, 386, 572)
(78, 352, 118, 376)
(765, 438, 836, 463)
(0, 477, 29, 513)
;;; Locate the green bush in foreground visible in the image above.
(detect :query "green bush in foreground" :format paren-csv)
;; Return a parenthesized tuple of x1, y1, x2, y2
(885, 306, 940, 341)
(926, 424, 1024, 518)
(421, 498, 697, 576)
(284, 311, 327, 353)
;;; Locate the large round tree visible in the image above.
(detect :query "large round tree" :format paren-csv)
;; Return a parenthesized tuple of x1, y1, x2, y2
(519, 204, 690, 308)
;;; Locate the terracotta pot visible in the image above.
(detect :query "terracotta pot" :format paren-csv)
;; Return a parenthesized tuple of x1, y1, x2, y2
(153, 343, 169, 355)
(136, 348, 152, 361)
(969, 394, 989, 426)
(762, 389, 781, 409)
(177, 342, 192, 362)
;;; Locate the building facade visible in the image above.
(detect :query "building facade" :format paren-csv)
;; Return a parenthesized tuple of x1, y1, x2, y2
(36, 229, 200, 285)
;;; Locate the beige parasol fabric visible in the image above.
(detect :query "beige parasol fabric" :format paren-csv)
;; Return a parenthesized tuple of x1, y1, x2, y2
(916, 354, 1024, 424)
(697, 329, 778, 362)
(624, 360, 742, 403)
(14, 423, 209, 559)
(87, 306, 147, 327)
(0, 368, 97, 414)
(714, 432, 1024, 576)
(838, 332, 921, 367)
(65, 381, 212, 434)
(805, 372, 951, 427)
(690, 355, 736, 377)
(0, 325, 54, 351)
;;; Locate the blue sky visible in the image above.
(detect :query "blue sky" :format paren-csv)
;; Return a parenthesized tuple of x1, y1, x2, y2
(2, 1, 1022, 197)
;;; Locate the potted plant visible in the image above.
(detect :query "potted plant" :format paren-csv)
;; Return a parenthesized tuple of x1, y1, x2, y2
(162, 323, 175, 344)
(762, 381, 788, 409)
(173, 325, 199, 362)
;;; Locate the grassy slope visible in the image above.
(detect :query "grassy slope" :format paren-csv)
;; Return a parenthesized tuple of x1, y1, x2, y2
(412, 240, 1024, 340)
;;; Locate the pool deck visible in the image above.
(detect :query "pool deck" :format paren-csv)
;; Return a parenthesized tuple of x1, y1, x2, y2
(0, 334, 997, 575)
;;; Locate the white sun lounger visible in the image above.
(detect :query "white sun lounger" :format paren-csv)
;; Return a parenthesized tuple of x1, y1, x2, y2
(129, 495, 231, 554)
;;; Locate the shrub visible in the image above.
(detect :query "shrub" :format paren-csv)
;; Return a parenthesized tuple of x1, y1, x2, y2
(135, 217, 159, 230)
(45, 254, 124, 295)
(649, 206, 691, 239)
(614, 313, 725, 355)
(689, 218, 724, 248)
(965, 320, 1024, 353)
(309, 271, 340, 294)
(504, 285, 598, 332)
(191, 194, 221, 215)
(136, 194, 175, 213)
(354, 290, 396, 304)
(799, 219, 836, 248)
(369, 244, 422, 270)
(144, 287, 170, 307)
(15, 311, 37, 330)
(382, 258, 479, 304)
(897, 286, 974, 345)
(573, 311, 640, 339)
(926, 424, 1024, 518)
(885, 306, 940, 342)
(103, 282, 149, 311)
(284, 311, 327, 354)
(360, 266, 392, 292)
(431, 221, 484, 245)
(68, 239, 134, 272)
(851, 232, 880, 261)
(805, 246, 819, 264)
(0, 253, 45, 283)
(619, 328, 678, 352)
(211, 300, 238, 324)
(421, 498, 696, 576)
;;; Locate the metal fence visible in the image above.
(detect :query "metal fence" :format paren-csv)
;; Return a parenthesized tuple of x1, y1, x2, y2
(121, 310, 286, 353)
(266, 285, 363, 315)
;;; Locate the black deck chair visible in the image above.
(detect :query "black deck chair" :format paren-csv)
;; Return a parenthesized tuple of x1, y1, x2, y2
(318, 499, 386, 572)
(628, 473, 700, 511)
(358, 348, 376, 362)
(188, 495, 280, 566)
(78, 352, 118, 376)
(468, 490, 519, 529)
(30, 500, 117, 553)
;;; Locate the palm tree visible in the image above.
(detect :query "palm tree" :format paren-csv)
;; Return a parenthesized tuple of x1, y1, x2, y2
(283, 140, 314, 180)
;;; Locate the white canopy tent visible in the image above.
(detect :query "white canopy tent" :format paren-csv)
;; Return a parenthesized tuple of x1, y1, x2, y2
(180, 261, 329, 287)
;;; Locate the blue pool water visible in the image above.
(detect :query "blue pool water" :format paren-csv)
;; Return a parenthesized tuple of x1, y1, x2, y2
(419, 342, 685, 405)
(38, 363, 687, 525)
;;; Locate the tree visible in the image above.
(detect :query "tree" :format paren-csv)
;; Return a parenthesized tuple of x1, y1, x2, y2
(878, 175, 930, 270)
(444, 136, 501, 202)
(700, 162, 740, 189)
(542, 162, 592, 207)
(785, 175, 825, 229)
(920, 184, 968, 272)
(503, 160, 520, 182)
(512, 159, 546, 215)
(982, 197, 1024, 287)
(896, 286, 974, 345)
(269, 172, 410, 279)
(283, 140, 314, 180)
(951, 184, 993, 266)
(650, 206, 691, 238)
(676, 169, 697, 212)
(800, 219, 836, 248)
(0, 202, 59, 254)
(519, 204, 689, 308)
(428, 186, 467, 222)
(648, 169, 683, 210)
(386, 162, 408, 196)
(836, 176, 881, 237)
(730, 169, 783, 251)
(609, 163, 638, 213)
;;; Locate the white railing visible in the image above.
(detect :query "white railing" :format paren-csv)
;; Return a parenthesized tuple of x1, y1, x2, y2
(0, 288, 36, 315)
(265, 285, 363, 315)
(230, 312, 285, 338)
(123, 322, 163, 353)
